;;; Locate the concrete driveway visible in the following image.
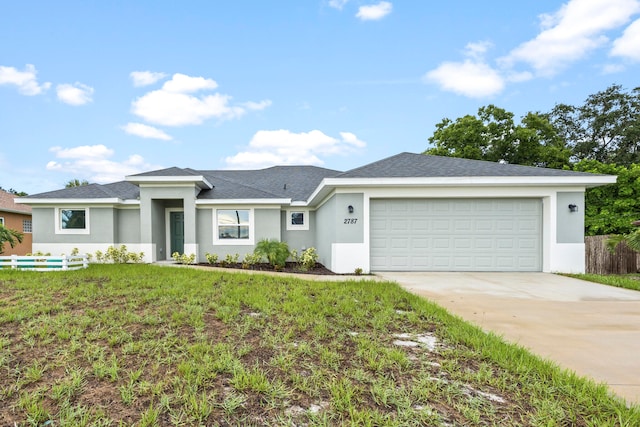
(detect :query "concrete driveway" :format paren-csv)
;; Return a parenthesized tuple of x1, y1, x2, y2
(376, 272, 640, 405)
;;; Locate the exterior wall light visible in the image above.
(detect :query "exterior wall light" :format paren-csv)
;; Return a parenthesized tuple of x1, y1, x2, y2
(568, 204, 578, 212)
(348, 205, 354, 214)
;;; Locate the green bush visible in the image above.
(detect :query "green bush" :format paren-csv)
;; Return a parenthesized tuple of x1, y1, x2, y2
(92, 246, 144, 264)
(241, 253, 262, 269)
(254, 239, 290, 270)
(172, 252, 196, 265)
(298, 247, 318, 271)
(205, 253, 219, 264)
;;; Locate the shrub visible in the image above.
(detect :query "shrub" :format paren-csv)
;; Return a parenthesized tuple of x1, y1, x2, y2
(241, 253, 262, 269)
(92, 246, 144, 264)
(205, 253, 219, 265)
(220, 253, 240, 267)
(254, 239, 290, 270)
(298, 247, 318, 271)
(172, 252, 196, 265)
(354, 267, 363, 276)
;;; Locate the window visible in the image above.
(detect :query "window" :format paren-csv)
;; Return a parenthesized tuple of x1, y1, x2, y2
(0, 217, 4, 226)
(56, 208, 90, 234)
(23, 219, 32, 233)
(286, 210, 309, 230)
(215, 209, 252, 244)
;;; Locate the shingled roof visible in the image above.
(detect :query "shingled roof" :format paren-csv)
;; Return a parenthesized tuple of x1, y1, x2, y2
(0, 189, 32, 214)
(22, 152, 611, 203)
(338, 152, 601, 178)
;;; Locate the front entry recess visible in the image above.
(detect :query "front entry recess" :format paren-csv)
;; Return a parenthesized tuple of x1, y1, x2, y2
(170, 211, 184, 255)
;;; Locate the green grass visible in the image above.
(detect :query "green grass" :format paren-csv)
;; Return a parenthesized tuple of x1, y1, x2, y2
(566, 273, 640, 292)
(0, 264, 638, 426)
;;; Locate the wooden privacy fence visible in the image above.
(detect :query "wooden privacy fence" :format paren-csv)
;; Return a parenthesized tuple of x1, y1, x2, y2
(585, 235, 640, 275)
(0, 255, 89, 271)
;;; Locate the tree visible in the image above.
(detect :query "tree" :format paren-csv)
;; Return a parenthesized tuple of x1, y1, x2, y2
(65, 179, 89, 188)
(425, 105, 571, 168)
(572, 161, 640, 236)
(0, 224, 24, 255)
(0, 186, 27, 196)
(549, 84, 640, 166)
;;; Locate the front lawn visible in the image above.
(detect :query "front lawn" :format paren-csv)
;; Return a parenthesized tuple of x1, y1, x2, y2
(0, 264, 637, 426)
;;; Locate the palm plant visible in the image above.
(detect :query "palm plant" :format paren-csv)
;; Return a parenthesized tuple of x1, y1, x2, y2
(0, 224, 24, 255)
(253, 239, 290, 270)
(606, 228, 640, 253)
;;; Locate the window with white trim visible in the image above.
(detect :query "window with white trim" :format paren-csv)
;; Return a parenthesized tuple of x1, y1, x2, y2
(23, 219, 32, 233)
(215, 209, 253, 244)
(0, 217, 4, 226)
(56, 208, 90, 234)
(286, 210, 309, 231)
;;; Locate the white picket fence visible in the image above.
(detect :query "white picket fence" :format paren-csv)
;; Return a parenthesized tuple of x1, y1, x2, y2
(0, 255, 89, 271)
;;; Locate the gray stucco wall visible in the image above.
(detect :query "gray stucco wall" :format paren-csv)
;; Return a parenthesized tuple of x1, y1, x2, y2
(314, 195, 336, 267)
(31, 207, 116, 244)
(314, 193, 364, 268)
(556, 191, 585, 243)
(280, 210, 316, 253)
(116, 209, 141, 244)
(197, 208, 281, 260)
(335, 193, 364, 243)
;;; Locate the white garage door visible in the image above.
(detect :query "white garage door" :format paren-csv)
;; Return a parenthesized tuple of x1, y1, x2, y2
(370, 199, 542, 271)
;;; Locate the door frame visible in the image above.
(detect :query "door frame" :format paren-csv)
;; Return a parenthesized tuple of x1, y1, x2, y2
(165, 208, 184, 260)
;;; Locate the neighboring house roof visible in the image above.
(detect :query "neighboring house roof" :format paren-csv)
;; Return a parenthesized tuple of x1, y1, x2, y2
(338, 152, 602, 178)
(0, 189, 32, 215)
(20, 152, 616, 205)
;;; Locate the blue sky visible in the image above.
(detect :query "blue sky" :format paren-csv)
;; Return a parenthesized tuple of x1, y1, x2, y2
(1, 0, 639, 194)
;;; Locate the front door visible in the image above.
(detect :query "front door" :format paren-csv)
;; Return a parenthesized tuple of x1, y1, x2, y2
(170, 211, 184, 255)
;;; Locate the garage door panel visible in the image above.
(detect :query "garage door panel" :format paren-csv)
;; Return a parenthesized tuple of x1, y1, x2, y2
(371, 199, 541, 272)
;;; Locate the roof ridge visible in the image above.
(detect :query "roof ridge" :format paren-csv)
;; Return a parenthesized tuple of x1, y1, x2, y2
(204, 173, 284, 198)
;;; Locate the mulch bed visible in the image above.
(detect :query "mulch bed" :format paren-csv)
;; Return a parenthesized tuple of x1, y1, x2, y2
(197, 261, 338, 275)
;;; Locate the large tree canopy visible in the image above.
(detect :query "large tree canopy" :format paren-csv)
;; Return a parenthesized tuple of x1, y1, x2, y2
(572, 161, 640, 236)
(425, 105, 571, 169)
(549, 84, 640, 167)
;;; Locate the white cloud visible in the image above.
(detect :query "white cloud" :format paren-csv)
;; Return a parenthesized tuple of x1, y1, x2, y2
(56, 83, 94, 106)
(47, 144, 161, 183)
(0, 64, 51, 95)
(356, 1, 392, 21)
(329, 0, 348, 10)
(500, 0, 640, 75)
(131, 72, 271, 126)
(161, 73, 218, 93)
(121, 122, 173, 140)
(130, 71, 167, 87)
(50, 144, 114, 159)
(424, 60, 505, 98)
(339, 132, 366, 148)
(225, 129, 367, 169)
(611, 18, 640, 61)
(463, 41, 493, 60)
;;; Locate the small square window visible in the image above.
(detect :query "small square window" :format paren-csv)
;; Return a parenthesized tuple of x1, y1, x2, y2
(291, 212, 304, 225)
(0, 217, 4, 226)
(287, 210, 309, 230)
(23, 219, 32, 233)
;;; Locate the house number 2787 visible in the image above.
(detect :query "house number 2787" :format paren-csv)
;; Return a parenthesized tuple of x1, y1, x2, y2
(344, 218, 358, 224)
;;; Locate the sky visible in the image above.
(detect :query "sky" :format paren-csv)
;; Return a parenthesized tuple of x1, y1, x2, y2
(1, 0, 639, 194)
